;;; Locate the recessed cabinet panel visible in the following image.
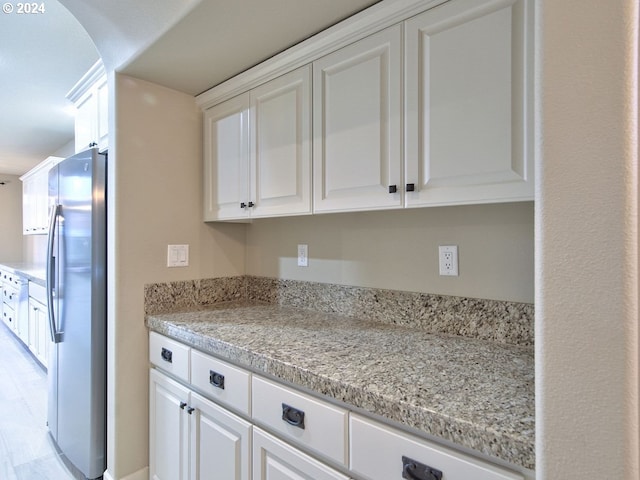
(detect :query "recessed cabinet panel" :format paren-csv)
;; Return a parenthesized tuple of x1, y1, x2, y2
(405, 0, 533, 206)
(150, 369, 190, 480)
(313, 25, 402, 213)
(75, 91, 96, 153)
(203, 94, 250, 221)
(96, 77, 109, 151)
(253, 428, 349, 480)
(251, 65, 312, 218)
(190, 392, 251, 480)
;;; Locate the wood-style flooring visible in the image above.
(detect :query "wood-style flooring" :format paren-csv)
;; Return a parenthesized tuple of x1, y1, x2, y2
(0, 322, 76, 480)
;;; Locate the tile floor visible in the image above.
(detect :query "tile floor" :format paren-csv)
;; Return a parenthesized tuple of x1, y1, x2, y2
(0, 322, 76, 480)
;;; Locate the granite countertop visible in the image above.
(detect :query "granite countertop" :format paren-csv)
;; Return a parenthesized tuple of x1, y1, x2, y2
(0, 262, 46, 285)
(147, 301, 534, 471)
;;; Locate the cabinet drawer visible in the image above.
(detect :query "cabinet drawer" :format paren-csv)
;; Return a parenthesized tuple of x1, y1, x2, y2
(3, 287, 18, 310)
(191, 349, 251, 415)
(350, 414, 523, 480)
(149, 332, 190, 383)
(251, 376, 348, 466)
(2, 304, 15, 328)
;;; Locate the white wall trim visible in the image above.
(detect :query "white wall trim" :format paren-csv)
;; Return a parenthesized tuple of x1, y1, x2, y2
(103, 466, 149, 480)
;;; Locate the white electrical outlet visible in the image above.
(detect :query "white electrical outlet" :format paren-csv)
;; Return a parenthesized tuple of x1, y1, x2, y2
(438, 245, 458, 276)
(297, 244, 308, 267)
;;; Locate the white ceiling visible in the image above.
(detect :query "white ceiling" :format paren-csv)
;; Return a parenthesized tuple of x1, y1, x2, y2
(0, 0, 99, 176)
(0, 0, 380, 177)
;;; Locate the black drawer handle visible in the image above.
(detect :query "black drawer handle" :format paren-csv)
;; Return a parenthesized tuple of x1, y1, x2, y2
(406, 183, 415, 192)
(388, 185, 397, 194)
(401, 456, 442, 480)
(187, 407, 195, 415)
(161, 347, 173, 363)
(209, 370, 225, 389)
(180, 402, 187, 410)
(282, 403, 305, 429)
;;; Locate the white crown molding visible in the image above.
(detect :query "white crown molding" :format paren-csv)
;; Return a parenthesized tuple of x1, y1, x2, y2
(196, 0, 448, 109)
(66, 59, 106, 102)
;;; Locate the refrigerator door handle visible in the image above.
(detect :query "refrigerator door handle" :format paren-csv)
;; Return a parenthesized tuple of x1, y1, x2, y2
(47, 203, 62, 343)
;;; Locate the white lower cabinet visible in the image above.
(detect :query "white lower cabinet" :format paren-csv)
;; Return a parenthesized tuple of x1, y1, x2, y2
(349, 414, 523, 480)
(28, 297, 48, 367)
(150, 369, 190, 480)
(149, 333, 526, 480)
(190, 391, 252, 480)
(253, 428, 349, 480)
(149, 368, 252, 480)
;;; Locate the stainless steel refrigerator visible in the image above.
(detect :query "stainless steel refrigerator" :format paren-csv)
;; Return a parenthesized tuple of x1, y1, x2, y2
(47, 147, 106, 480)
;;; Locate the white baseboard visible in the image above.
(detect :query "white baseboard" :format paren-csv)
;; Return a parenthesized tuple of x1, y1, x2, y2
(103, 466, 148, 480)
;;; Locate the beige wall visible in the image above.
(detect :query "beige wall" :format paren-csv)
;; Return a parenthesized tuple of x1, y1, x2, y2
(247, 202, 534, 303)
(108, 73, 246, 480)
(536, 1, 639, 478)
(0, 175, 23, 261)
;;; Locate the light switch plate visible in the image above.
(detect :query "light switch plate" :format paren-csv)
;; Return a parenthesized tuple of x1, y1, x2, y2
(167, 244, 189, 267)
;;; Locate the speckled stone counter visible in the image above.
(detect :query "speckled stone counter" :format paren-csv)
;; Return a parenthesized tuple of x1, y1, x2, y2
(0, 262, 46, 285)
(146, 301, 534, 471)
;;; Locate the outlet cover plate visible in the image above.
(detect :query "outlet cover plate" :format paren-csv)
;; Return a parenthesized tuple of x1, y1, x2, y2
(438, 245, 458, 276)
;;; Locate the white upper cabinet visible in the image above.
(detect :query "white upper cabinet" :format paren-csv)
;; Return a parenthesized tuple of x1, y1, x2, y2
(203, 93, 250, 221)
(203, 66, 312, 221)
(250, 66, 312, 218)
(313, 25, 402, 214)
(67, 60, 108, 153)
(20, 156, 62, 235)
(404, 0, 533, 207)
(198, 0, 533, 220)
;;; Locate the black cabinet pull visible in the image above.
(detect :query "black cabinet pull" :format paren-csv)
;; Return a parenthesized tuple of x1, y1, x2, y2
(406, 183, 415, 192)
(209, 370, 225, 389)
(401, 456, 442, 480)
(161, 347, 173, 363)
(388, 185, 397, 194)
(187, 407, 195, 415)
(248, 201, 255, 207)
(281, 403, 305, 429)
(179, 402, 187, 410)
(240, 202, 247, 208)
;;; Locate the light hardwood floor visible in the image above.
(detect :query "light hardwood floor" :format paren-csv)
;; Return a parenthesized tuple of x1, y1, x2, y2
(0, 322, 76, 480)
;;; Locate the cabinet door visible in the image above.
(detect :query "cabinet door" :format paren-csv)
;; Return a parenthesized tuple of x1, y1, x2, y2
(250, 66, 312, 218)
(405, 0, 533, 207)
(29, 302, 51, 367)
(96, 76, 109, 152)
(150, 369, 190, 480)
(313, 25, 402, 213)
(28, 300, 37, 351)
(253, 428, 349, 480)
(203, 94, 250, 221)
(189, 391, 251, 480)
(21, 176, 36, 234)
(75, 89, 97, 153)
